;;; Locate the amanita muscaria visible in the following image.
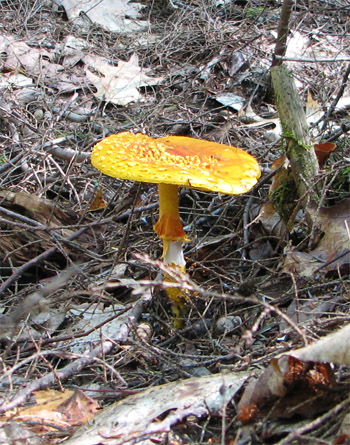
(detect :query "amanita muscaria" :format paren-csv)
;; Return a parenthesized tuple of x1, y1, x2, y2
(91, 132, 261, 317)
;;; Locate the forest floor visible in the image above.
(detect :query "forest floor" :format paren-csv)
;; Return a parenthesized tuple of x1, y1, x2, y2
(0, 1, 349, 444)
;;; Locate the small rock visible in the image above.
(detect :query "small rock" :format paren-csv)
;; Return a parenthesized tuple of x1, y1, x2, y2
(216, 316, 241, 334)
(33, 109, 45, 120)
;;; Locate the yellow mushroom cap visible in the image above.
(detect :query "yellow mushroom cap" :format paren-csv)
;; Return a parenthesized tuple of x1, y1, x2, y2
(91, 132, 261, 194)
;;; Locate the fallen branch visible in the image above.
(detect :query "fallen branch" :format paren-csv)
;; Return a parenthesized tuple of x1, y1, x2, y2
(271, 64, 320, 212)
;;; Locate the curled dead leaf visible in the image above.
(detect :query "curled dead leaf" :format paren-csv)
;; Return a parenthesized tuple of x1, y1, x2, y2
(238, 324, 350, 422)
(281, 199, 350, 277)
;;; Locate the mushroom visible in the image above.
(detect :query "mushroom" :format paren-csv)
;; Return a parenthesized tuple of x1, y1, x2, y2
(91, 132, 261, 318)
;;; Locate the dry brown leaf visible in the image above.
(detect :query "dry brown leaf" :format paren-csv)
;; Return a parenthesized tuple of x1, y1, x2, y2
(0, 189, 77, 243)
(281, 199, 350, 277)
(0, 34, 63, 79)
(5, 389, 99, 430)
(56, 0, 149, 33)
(277, 356, 334, 418)
(0, 190, 83, 266)
(237, 324, 350, 423)
(306, 89, 323, 125)
(256, 201, 286, 239)
(56, 389, 100, 426)
(290, 323, 350, 365)
(84, 53, 163, 105)
(237, 356, 335, 422)
(88, 189, 107, 211)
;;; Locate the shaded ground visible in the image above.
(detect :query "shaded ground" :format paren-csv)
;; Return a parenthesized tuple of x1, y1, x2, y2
(0, 1, 349, 443)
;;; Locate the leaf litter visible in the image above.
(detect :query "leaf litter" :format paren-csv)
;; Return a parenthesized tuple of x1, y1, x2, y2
(0, 0, 349, 444)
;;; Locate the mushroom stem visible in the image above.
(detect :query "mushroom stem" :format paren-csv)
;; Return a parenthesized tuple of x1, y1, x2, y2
(157, 183, 180, 226)
(153, 184, 188, 244)
(153, 183, 189, 323)
(153, 183, 189, 266)
(163, 239, 186, 270)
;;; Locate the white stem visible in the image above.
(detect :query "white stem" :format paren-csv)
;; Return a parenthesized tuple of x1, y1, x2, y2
(163, 240, 186, 268)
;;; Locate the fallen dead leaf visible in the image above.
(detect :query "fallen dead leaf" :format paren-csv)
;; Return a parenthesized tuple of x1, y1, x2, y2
(285, 31, 310, 59)
(281, 199, 350, 277)
(237, 323, 350, 422)
(84, 53, 163, 105)
(4, 389, 99, 430)
(0, 33, 87, 92)
(0, 189, 76, 235)
(256, 201, 286, 240)
(214, 92, 245, 111)
(0, 34, 63, 79)
(88, 189, 107, 211)
(55, 0, 149, 33)
(0, 422, 43, 445)
(289, 323, 350, 365)
(238, 356, 335, 421)
(55, 389, 100, 426)
(306, 90, 324, 127)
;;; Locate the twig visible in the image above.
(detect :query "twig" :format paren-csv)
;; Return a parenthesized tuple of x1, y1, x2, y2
(276, 397, 350, 444)
(314, 249, 350, 273)
(0, 205, 62, 232)
(272, 0, 294, 68)
(0, 152, 25, 174)
(19, 307, 133, 352)
(326, 122, 350, 142)
(0, 205, 100, 260)
(0, 266, 78, 332)
(135, 254, 308, 344)
(47, 146, 90, 163)
(321, 62, 350, 131)
(275, 56, 350, 62)
(0, 202, 159, 232)
(242, 307, 272, 346)
(243, 166, 281, 247)
(55, 91, 79, 123)
(0, 227, 88, 297)
(31, 135, 90, 163)
(0, 291, 152, 413)
(271, 64, 320, 209)
(0, 200, 159, 296)
(0, 105, 37, 133)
